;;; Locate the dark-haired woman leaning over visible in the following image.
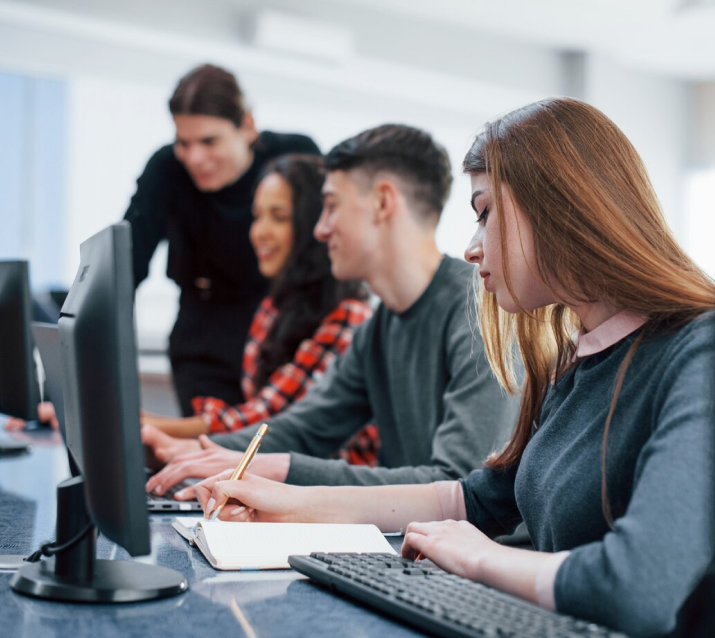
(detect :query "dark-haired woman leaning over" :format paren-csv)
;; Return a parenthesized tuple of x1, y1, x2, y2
(142, 155, 377, 464)
(124, 64, 320, 415)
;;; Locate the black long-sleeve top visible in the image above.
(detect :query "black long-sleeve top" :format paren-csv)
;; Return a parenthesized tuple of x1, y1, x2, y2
(123, 131, 320, 301)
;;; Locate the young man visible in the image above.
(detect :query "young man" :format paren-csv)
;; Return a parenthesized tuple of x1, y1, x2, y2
(144, 124, 518, 494)
(125, 64, 319, 415)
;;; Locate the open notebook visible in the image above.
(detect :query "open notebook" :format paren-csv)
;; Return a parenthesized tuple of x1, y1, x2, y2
(173, 517, 397, 570)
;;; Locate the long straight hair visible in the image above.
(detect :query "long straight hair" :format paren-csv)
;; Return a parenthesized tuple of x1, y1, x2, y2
(462, 98, 715, 524)
(253, 155, 366, 390)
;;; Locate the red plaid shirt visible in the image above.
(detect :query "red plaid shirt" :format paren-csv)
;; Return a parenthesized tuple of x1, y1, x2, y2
(192, 297, 380, 466)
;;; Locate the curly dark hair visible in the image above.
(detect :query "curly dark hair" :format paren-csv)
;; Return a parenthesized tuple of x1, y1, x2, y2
(253, 154, 367, 389)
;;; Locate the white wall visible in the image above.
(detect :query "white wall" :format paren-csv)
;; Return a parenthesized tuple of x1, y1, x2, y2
(583, 54, 691, 239)
(686, 169, 715, 278)
(66, 76, 178, 343)
(687, 84, 715, 278)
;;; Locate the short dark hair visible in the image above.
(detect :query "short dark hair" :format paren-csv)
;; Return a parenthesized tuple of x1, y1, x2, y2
(169, 64, 246, 126)
(324, 124, 453, 219)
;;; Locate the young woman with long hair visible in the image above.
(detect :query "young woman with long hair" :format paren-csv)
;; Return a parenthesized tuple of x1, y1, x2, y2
(190, 100, 715, 637)
(144, 154, 378, 464)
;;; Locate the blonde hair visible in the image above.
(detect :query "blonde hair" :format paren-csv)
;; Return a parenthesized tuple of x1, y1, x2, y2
(463, 98, 715, 525)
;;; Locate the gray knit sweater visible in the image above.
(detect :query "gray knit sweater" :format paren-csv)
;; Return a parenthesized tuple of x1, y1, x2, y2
(461, 312, 715, 637)
(211, 256, 519, 486)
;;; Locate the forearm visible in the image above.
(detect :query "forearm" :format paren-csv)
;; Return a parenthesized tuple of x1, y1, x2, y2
(305, 483, 442, 533)
(287, 454, 462, 487)
(149, 415, 208, 439)
(477, 546, 562, 609)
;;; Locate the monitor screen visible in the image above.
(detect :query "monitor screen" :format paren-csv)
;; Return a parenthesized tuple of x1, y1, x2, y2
(32, 322, 81, 477)
(0, 261, 40, 420)
(58, 222, 149, 556)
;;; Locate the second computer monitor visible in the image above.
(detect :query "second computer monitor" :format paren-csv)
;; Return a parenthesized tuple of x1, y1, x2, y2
(0, 260, 39, 421)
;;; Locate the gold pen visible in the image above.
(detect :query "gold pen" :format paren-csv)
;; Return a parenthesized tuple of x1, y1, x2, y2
(208, 423, 268, 522)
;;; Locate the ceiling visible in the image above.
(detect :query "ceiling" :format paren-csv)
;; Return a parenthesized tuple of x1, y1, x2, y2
(5, 0, 715, 81)
(327, 0, 715, 80)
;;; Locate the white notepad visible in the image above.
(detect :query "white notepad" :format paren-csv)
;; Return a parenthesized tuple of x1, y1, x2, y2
(173, 517, 397, 570)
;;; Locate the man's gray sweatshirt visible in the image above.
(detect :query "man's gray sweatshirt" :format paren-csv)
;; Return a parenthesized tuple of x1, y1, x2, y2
(211, 256, 519, 486)
(461, 312, 715, 637)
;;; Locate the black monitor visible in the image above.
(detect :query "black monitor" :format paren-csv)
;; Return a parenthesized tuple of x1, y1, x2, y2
(0, 260, 40, 421)
(11, 222, 187, 603)
(31, 322, 81, 477)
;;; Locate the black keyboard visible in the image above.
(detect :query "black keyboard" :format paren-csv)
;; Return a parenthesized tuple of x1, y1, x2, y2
(289, 553, 628, 638)
(152, 482, 191, 500)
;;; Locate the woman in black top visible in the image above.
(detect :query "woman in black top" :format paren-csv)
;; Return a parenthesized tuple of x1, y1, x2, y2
(123, 64, 319, 415)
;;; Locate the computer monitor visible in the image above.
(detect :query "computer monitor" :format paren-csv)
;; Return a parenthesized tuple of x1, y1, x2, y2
(11, 222, 187, 602)
(31, 322, 81, 477)
(0, 260, 39, 421)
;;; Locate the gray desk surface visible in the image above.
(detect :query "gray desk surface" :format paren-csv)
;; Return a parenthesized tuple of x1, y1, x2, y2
(0, 429, 420, 638)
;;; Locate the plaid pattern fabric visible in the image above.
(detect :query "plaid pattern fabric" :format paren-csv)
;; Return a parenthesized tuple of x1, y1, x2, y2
(336, 424, 380, 467)
(193, 297, 380, 466)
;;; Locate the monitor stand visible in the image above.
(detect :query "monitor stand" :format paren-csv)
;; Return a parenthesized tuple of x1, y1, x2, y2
(10, 475, 187, 602)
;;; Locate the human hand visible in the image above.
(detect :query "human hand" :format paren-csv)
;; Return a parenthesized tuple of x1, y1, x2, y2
(142, 423, 201, 472)
(197, 472, 306, 523)
(3, 416, 26, 431)
(38, 402, 59, 430)
(401, 520, 503, 581)
(146, 432, 290, 498)
(3, 402, 59, 431)
(145, 433, 242, 496)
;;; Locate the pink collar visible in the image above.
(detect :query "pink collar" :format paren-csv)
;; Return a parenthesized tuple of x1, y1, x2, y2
(574, 311, 648, 360)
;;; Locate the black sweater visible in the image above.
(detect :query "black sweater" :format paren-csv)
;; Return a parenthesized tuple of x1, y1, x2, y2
(123, 131, 320, 301)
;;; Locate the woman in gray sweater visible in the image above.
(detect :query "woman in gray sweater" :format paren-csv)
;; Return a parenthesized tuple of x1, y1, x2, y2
(194, 98, 715, 637)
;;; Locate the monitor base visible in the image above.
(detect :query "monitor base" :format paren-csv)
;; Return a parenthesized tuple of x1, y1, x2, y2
(9, 475, 187, 603)
(11, 558, 187, 603)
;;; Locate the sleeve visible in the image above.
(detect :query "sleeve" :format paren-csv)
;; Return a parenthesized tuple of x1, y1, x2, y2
(460, 464, 523, 538)
(434, 481, 468, 521)
(209, 319, 375, 458)
(336, 424, 380, 467)
(554, 323, 715, 637)
(123, 148, 172, 287)
(199, 301, 371, 433)
(279, 301, 519, 487)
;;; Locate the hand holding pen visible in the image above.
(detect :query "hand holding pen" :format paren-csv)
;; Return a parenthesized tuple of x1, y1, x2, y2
(206, 423, 268, 521)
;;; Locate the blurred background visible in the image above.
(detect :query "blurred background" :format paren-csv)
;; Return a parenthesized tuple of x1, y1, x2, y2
(1, 0, 714, 358)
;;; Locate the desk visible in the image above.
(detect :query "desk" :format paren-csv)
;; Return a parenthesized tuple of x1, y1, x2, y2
(0, 430, 419, 638)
